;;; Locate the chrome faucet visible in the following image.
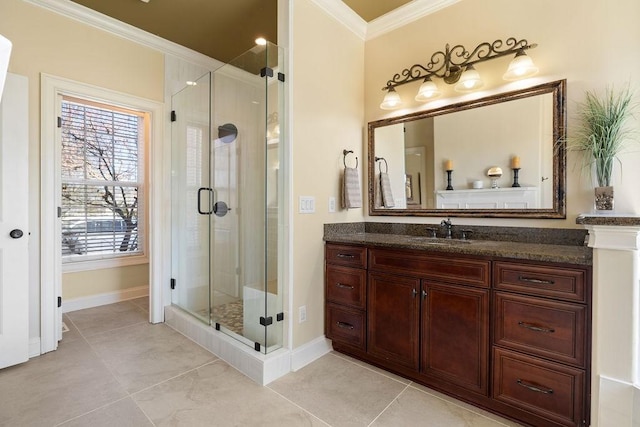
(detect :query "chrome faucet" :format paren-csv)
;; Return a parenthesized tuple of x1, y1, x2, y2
(440, 218, 452, 239)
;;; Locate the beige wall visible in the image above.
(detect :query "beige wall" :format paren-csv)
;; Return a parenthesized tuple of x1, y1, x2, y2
(364, 0, 640, 226)
(63, 264, 149, 300)
(291, 0, 365, 347)
(1, 0, 163, 337)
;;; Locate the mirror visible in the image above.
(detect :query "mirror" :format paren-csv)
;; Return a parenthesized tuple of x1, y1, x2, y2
(368, 80, 566, 218)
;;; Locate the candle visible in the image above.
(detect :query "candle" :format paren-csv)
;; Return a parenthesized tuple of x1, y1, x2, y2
(445, 159, 453, 170)
(511, 156, 521, 169)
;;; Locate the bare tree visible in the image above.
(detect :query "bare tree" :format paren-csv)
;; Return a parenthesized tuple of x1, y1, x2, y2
(61, 102, 139, 254)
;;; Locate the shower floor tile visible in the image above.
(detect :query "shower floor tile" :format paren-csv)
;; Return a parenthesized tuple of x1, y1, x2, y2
(2, 300, 522, 426)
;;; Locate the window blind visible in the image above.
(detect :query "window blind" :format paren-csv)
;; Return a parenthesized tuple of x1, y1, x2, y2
(60, 99, 143, 259)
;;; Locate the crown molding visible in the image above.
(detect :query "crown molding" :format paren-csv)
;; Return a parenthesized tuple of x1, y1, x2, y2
(367, 0, 462, 40)
(22, 0, 222, 70)
(309, 0, 367, 40)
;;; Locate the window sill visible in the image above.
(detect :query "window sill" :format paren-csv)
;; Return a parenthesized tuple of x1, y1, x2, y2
(62, 254, 149, 273)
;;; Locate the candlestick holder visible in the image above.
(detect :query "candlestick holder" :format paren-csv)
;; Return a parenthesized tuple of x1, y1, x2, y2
(511, 168, 521, 187)
(446, 170, 454, 190)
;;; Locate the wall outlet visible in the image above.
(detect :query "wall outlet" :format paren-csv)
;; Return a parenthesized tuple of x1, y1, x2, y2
(328, 196, 336, 213)
(299, 305, 307, 323)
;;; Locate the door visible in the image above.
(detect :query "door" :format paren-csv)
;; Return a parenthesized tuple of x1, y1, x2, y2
(421, 281, 490, 395)
(170, 73, 212, 322)
(367, 272, 420, 369)
(0, 73, 29, 369)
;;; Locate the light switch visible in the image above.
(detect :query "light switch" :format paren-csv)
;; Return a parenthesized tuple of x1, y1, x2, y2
(299, 196, 315, 214)
(328, 197, 336, 213)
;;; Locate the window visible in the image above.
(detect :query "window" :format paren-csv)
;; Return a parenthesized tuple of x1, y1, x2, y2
(60, 96, 145, 263)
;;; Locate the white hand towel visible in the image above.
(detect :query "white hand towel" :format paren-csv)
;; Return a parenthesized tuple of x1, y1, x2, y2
(342, 167, 362, 209)
(380, 172, 395, 207)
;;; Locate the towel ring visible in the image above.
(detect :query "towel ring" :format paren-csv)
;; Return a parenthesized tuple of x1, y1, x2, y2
(343, 149, 358, 168)
(375, 157, 388, 174)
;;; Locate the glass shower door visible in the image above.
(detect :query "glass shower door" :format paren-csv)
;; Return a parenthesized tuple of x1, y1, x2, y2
(170, 73, 212, 323)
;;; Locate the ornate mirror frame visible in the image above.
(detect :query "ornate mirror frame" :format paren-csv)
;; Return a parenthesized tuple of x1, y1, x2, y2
(367, 79, 567, 218)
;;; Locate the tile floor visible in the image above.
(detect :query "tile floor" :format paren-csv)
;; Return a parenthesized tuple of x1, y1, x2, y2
(0, 299, 523, 426)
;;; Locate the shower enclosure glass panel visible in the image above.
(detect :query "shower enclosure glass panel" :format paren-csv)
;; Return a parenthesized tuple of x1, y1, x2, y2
(170, 73, 211, 323)
(171, 43, 284, 354)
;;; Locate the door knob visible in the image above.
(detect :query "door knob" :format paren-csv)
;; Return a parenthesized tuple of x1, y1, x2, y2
(9, 229, 23, 239)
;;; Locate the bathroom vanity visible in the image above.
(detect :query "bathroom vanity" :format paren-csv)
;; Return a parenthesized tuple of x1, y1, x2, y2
(324, 225, 591, 427)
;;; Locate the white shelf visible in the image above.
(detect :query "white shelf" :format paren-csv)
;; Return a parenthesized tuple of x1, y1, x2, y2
(435, 187, 538, 209)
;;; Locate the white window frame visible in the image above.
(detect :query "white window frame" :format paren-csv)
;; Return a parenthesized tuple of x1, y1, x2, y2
(41, 74, 166, 353)
(58, 96, 148, 272)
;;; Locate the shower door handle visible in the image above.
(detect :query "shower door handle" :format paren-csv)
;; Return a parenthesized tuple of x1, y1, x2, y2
(197, 187, 214, 215)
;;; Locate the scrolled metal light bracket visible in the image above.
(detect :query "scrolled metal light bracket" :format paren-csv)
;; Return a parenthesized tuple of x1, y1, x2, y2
(382, 37, 537, 91)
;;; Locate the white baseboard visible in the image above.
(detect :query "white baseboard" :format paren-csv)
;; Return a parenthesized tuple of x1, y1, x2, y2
(290, 335, 332, 372)
(29, 337, 41, 358)
(597, 375, 638, 426)
(62, 285, 148, 313)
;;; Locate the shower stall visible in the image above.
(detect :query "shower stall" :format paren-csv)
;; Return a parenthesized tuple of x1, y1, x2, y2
(170, 43, 284, 355)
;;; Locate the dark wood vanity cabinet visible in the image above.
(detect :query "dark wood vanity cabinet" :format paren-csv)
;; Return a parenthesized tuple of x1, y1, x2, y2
(367, 272, 420, 369)
(325, 245, 368, 350)
(492, 261, 590, 427)
(421, 281, 489, 396)
(325, 243, 591, 427)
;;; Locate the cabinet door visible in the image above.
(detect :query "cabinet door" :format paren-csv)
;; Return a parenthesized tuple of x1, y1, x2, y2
(368, 272, 420, 370)
(421, 281, 489, 395)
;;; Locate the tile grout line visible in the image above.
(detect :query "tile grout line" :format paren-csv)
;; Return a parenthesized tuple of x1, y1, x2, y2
(265, 386, 334, 427)
(61, 306, 215, 427)
(52, 395, 134, 427)
(328, 351, 411, 386)
(367, 383, 411, 426)
(406, 383, 518, 426)
(130, 359, 222, 397)
(57, 315, 142, 424)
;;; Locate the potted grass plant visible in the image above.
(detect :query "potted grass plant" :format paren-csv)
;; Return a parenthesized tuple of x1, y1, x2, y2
(571, 86, 636, 210)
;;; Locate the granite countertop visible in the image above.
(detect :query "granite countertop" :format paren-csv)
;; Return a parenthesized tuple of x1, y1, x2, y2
(324, 232, 592, 266)
(576, 214, 640, 226)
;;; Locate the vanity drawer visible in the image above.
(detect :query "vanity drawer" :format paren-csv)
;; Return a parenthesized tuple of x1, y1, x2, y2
(326, 303, 366, 350)
(326, 244, 367, 268)
(493, 348, 585, 427)
(494, 292, 586, 367)
(494, 262, 587, 303)
(326, 265, 366, 309)
(369, 248, 490, 287)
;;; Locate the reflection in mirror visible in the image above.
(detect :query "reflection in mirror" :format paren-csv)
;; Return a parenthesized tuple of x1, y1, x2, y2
(368, 80, 566, 218)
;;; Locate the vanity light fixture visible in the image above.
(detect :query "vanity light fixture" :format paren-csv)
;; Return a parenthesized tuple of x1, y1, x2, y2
(380, 37, 538, 109)
(454, 64, 484, 92)
(255, 37, 267, 46)
(415, 76, 442, 101)
(380, 87, 403, 110)
(503, 49, 539, 80)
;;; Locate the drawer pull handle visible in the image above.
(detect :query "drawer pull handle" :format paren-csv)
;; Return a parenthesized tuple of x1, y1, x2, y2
(518, 275, 555, 285)
(336, 283, 354, 290)
(336, 321, 354, 330)
(516, 379, 554, 395)
(337, 253, 355, 259)
(518, 321, 555, 333)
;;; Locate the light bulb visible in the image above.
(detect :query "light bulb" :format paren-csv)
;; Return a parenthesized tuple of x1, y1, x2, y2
(415, 77, 441, 101)
(503, 50, 539, 80)
(454, 65, 483, 92)
(380, 87, 402, 110)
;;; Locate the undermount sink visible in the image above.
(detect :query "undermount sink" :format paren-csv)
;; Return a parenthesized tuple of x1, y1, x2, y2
(405, 236, 472, 244)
